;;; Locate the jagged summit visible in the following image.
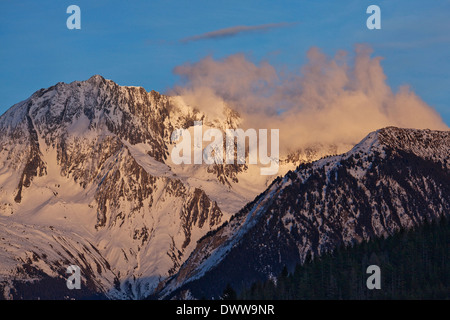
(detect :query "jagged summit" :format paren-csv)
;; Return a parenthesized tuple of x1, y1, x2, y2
(0, 76, 285, 299)
(87, 74, 107, 82)
(0, 76, 228, 299)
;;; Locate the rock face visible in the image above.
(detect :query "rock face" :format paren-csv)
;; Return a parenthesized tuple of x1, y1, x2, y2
(0, 75, 253, 299)
(160, 127, 450, 299)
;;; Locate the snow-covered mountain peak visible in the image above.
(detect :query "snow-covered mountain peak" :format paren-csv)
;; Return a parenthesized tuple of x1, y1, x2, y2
(307, 127, 449, 175)
(0, 76, 292, 299)
(159, 126, 449, 299)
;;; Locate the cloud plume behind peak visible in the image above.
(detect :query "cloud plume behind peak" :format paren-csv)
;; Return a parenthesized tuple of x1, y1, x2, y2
(170, 45, 448, 156)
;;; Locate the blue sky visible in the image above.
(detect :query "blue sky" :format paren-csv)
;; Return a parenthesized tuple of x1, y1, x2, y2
(1, 0, 449, 125)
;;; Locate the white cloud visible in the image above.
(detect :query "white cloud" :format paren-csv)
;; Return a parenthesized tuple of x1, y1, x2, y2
(171, 45, 448, 155)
